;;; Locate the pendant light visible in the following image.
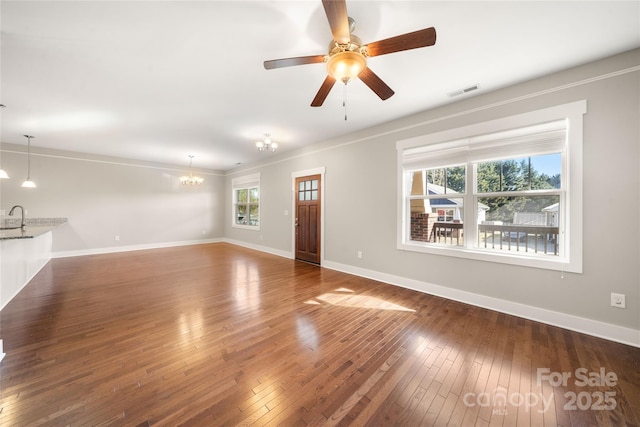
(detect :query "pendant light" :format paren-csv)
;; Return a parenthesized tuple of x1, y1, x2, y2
(179, 155, 204, 185)
(21, 135, 36, 188)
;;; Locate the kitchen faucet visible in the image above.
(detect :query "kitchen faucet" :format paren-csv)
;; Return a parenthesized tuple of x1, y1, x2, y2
(9, 205, 26, 231)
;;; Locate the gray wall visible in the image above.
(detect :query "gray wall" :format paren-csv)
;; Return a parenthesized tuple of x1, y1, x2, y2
(1, 49, 638, 340)
(225, 49, 640, 335)
(0, 148, 225, 254)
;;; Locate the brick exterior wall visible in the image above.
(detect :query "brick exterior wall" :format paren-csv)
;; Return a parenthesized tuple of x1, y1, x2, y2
(410, 212, 436, 242)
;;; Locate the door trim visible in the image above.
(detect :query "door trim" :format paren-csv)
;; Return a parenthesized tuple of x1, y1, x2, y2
(292, 167, 325, 265)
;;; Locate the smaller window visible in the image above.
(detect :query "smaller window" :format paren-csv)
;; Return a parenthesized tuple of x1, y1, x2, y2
(298, 179, 319, 201)
(232, 173, 260, 230)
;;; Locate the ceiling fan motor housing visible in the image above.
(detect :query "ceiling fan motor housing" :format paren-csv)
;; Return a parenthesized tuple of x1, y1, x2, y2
(327, 34, 364, 57)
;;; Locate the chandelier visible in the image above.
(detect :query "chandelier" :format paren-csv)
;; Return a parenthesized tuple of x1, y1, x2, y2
(256, 133, 278, 152)
(179, 155, 204, 185)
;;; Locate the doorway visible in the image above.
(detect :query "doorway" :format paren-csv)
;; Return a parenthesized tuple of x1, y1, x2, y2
(295, 174, 322, 264)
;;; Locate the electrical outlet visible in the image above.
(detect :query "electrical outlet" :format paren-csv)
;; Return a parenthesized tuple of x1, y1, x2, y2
(610, 293, 626, 309)
(357, 250, 363, 259)
(114, 235, 120, 241)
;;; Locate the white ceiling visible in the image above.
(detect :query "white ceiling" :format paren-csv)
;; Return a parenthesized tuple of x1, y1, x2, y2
(1, 1, 639, 171)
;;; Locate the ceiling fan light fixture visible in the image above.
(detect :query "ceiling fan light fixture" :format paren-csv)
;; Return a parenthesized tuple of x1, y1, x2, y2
(326, 50, 366, 84)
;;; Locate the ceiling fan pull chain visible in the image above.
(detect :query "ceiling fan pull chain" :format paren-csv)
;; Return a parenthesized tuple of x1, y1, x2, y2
(343, 83, 348, 121)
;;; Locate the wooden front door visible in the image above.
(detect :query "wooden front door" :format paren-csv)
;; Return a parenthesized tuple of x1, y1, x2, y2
(295, 174, 321, 264)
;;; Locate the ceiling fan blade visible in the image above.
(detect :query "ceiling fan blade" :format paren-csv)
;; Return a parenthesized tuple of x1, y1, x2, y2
(359, 67, 394, 100)
(264, 55, 326, 70)
(322, 0, 351, 44)
(365, 27, 436, 57)
(311, 75, 337, 107)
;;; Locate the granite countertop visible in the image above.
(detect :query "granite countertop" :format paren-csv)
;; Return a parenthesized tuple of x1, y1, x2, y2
(0, 218, 68, 240)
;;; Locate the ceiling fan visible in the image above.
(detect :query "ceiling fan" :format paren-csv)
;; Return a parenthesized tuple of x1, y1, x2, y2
(263, 0, 437, 107)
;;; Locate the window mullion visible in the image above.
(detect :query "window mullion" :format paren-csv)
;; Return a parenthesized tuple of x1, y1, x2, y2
(479, 189, 562, 198)
(463, 163, 477, 249)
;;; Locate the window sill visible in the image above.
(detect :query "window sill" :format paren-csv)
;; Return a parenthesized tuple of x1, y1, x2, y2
(232, 224, 260, 231)
(398, 241, 580, 273)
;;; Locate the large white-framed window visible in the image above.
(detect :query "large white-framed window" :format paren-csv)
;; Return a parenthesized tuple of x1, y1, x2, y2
(396, 101, 586, 273)
(232, 173, 260, 230)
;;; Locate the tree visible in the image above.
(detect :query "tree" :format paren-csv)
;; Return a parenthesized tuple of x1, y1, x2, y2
(426, 166, 465, 193)
(478, 158, 560, 222)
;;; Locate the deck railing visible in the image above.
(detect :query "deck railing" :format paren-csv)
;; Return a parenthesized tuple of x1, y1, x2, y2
(431, 222, 464, 245)
(428, 222, 560, 255)
(478, 223, 559, 255)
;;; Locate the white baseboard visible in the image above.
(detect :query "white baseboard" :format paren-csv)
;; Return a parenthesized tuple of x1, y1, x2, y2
(322, 260, 640, 348)
(51, 238, 293, 261)
(52, 238, 223, 258)
(221, 238, 293, 260)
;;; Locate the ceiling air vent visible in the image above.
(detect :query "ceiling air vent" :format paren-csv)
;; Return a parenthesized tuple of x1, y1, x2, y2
(448, 84, 480, 98)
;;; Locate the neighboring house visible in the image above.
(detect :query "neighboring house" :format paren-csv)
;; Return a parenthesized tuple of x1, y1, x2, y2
(503, 210, 559, 241)
(410, 182, 489, 243)
(542, 202, 559, 227)
(422, 184, 489, 223)
(506, 211, 548, 240)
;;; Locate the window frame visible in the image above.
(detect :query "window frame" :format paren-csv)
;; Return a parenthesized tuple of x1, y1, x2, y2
(396, 101, 586, 273)
(232, 173, 261, 230)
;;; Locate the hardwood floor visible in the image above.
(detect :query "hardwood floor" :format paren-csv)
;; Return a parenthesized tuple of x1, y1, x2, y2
(1, 243, 638, 426)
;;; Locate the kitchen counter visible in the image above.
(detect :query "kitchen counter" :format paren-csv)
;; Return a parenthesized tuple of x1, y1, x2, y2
(1, 218, 67, 310)
(0, 226, 62, 240)
(0, 218, 67, 240)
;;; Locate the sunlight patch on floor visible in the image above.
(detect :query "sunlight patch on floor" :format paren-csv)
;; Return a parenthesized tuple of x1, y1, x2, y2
(304, 288, 415, 312)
